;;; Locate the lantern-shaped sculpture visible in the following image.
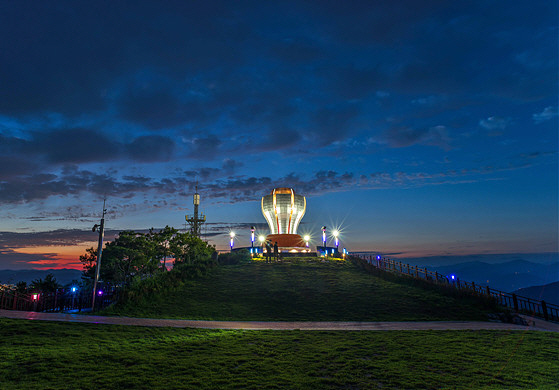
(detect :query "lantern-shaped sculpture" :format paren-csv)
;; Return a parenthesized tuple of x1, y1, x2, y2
(261, 188, 306, 249)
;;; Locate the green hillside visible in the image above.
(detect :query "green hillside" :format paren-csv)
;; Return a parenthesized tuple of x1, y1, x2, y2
(1, 319, 557, 389)
(103, 259, 497, 321)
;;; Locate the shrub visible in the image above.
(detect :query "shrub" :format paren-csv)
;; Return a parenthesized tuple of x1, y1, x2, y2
(114, 254, 216, 305)
(217, 249, 252, 265)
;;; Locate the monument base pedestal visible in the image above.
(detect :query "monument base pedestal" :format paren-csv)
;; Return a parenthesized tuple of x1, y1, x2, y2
(265, 234, 306, 248)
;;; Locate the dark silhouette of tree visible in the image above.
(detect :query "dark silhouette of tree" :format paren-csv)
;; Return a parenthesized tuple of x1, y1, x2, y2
(170, 231, 215, 265)
(79, 227, 216, 286)
(79, 247, 97, 280)
(30, 273, 61, 293)
(15, 281, 28, 293)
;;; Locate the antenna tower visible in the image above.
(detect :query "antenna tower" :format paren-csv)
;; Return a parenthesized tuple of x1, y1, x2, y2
(186, 185, 206, 238)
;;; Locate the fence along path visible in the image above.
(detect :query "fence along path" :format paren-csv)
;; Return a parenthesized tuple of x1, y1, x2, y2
(0, 288, 117, 313)
(353, 255, 559, 322)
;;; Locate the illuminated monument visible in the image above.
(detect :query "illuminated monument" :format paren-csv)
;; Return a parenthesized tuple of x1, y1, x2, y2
(261, 188, 307, 249)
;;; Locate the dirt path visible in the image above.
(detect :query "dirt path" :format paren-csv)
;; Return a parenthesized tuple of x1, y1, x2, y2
(1, 310, 557, 331)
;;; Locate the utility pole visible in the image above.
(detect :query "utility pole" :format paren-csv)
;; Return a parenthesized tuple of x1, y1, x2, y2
(91, 199, 106, 310)
(186, 185, 206, 238)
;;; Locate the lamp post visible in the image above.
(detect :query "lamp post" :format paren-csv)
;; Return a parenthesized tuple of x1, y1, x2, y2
(250, 226, 255, 249)
(91, 199, 106, 311)
(71, 286, 77, 308)
(32, 293, 39, 311)
(304, 235, 310, 248)
(321, 226, 327, 257)
(333, 230, 339, 250)
(230, 231, 235, 251)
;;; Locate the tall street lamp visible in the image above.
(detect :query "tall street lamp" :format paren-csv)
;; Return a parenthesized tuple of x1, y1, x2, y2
(333, 230, 339, 250)
(91, 199, 106, 311)
(230, 231, 235, 251)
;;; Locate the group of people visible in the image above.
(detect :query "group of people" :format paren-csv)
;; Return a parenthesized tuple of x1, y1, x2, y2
(264, 241, 280, 262)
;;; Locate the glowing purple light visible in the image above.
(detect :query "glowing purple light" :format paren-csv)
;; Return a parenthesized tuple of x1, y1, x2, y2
(451, 275, 455, 280)
(376, 255, 381, 260)
(97, 290, 103, 296)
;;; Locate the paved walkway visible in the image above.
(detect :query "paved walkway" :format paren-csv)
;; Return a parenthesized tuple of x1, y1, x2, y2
(1, 310, 557, 331)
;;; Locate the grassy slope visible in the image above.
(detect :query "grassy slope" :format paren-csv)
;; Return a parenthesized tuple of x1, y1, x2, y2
(1, 319, 558, 389)
(103, 260, 495, 321)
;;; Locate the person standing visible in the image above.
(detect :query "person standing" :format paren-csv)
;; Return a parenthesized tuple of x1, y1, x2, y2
(265, 242, 271, 263)
(274, 241, 279, 262)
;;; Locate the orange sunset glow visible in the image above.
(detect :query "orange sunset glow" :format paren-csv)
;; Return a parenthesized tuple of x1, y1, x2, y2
(12, 243, 97, 270)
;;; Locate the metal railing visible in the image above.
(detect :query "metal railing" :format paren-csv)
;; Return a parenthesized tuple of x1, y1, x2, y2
(0, 288, 118, 313)
(353, 255, 559, 322)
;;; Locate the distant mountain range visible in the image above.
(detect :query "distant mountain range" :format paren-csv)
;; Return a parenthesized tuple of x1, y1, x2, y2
(399, 253, 558, 267)
(0, 269, 83, 286)
(421, 260, 558, 293)
(513, 281, 559, 306)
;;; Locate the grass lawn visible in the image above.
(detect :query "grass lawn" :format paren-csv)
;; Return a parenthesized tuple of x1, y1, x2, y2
(1, 318, 557, 389)
(103, 260, 496, 321)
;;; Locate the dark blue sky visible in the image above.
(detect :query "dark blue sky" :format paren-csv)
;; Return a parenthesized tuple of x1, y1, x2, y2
(0, 1, 557, 268)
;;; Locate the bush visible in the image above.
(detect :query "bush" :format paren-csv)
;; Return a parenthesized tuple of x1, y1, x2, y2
(217, 249, 252, 265)
(115, 256, 216, 305)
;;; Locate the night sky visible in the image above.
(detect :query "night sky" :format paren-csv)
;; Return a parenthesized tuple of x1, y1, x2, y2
(0, 1, 557, 269)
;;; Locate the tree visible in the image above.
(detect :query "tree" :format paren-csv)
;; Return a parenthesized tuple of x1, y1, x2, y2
(78, 227, 217, 286)
(30, 273, 61, 293)
(103, 231, 149, 285)
(79, 247, 97, 280)
(170, 231, 215, 265)
(15, 281, 28, 293)
(147, 225, 177, 271)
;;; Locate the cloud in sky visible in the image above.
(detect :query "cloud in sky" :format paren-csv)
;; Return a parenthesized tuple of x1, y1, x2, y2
(533, 106, 558, 124)
(383, 125, 451, 150)
(2, 150, 552, 206)
(0, 249, 68, 270)
(0, 1, 556, 262)
(0, 229, 110, 250)
(479, 117, 511, 131)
